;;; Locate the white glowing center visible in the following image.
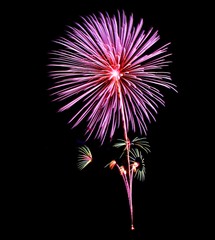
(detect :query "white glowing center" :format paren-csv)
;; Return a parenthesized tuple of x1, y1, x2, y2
(111, 69, 122, 80)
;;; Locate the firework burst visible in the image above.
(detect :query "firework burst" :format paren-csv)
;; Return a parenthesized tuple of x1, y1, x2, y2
(49, 10, 177, 231)
(49, 10, 177, 144)
(130, 148, 146, 182)
(77, 145, 92, 170)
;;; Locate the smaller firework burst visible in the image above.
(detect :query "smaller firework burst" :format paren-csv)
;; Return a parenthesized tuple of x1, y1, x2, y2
(130, 148, 146, 182)
(77, 145, 92, 170)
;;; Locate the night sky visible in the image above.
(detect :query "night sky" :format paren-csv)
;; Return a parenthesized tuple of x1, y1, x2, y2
(8, 1, 211, 239)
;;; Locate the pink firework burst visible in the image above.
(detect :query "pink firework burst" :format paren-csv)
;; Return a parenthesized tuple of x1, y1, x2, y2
(48, 10, 177, 231)
(49, 10, 177, 144)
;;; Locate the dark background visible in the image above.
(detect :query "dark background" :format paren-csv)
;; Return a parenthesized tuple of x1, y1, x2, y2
(7, 1, 212, 239)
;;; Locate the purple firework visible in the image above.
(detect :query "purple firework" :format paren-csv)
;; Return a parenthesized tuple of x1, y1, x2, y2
(49, 10, 177, 145)
(49, 10, 177, 231)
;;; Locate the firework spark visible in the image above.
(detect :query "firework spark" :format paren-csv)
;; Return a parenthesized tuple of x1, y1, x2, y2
(49, 10, 177, 144)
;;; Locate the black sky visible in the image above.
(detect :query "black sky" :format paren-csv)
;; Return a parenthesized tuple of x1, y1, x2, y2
(7, 1, 212, 239)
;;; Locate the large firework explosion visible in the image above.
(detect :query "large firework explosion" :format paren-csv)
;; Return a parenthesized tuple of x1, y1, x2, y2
(49, 10, 177, 230)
